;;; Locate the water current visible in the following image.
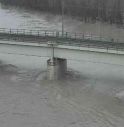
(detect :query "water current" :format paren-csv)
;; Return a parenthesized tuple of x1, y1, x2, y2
(0, 3, 124, 127)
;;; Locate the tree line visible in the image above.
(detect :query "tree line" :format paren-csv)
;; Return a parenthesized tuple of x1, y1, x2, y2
(0, 0, 124, 25)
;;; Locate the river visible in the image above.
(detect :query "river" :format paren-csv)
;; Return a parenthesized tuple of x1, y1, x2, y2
(0, 3, 124, 127)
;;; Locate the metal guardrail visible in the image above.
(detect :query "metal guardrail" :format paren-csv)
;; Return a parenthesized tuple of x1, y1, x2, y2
(0, 28, 113, 42)
(0, 28, 124, 52)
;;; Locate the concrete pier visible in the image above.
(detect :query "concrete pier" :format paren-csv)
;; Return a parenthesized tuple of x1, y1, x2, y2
(47, 58, 67, 80)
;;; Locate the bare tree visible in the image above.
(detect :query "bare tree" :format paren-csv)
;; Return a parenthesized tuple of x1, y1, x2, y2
(0, 0, 123, 25)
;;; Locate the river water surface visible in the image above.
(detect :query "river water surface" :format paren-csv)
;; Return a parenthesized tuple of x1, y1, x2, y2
(0, 3, 124, 127)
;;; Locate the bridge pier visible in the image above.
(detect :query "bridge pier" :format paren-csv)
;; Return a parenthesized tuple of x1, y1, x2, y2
(47, 58, 67, 80)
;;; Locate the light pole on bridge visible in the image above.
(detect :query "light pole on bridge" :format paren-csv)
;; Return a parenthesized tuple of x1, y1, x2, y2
(61, 0, 65, 37)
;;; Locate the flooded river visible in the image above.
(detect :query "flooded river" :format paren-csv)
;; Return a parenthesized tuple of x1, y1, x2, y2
(0, 3, 124, 127)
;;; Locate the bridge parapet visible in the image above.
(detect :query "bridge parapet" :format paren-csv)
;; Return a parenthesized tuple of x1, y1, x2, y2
(0, 28, 124, 52)
(0, 28, 112, 42)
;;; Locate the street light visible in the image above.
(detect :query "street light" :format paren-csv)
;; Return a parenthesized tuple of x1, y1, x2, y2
(61, 0, 64, 37)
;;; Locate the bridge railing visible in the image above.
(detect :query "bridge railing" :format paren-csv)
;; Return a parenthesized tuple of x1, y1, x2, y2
(0, 28, 124, 51)
(0, 28, 115, 43)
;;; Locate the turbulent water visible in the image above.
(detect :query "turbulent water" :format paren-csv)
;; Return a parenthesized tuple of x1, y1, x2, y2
(0, 3, 124, 127)
(0, 56, 124, 127)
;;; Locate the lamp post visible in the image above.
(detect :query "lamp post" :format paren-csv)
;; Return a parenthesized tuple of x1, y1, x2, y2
(61, 0, 64, 37)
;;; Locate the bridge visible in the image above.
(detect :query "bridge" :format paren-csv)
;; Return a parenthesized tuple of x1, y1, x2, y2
(0, 28, 124, 80)
(0, 28, 124, 51)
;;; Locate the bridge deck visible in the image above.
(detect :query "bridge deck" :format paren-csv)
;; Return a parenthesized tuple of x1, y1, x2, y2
(0, 28, 124, 51)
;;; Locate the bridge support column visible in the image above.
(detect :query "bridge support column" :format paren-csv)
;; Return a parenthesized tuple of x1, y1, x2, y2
(47, 58, 67, 80)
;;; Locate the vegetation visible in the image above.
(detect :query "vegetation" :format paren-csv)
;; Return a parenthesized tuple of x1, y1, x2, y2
(0, 0, 124, 25)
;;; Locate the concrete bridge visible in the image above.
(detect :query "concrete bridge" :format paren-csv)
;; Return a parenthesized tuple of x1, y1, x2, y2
(0, 28, 124, 80)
